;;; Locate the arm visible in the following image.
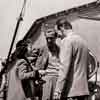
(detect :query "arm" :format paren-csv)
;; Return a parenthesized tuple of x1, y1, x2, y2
(35, 47, 49, 76)
(17, 60, 36, 80)
(54, 39, 72, 94)
(0, 74, 6, 92)
(35, 46, 49, 70)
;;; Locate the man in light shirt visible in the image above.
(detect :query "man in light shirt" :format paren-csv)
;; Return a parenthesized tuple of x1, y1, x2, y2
(53, 19, 90, 100)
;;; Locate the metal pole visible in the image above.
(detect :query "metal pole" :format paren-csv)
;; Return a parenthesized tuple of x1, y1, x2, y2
(1, 1, 27, 100)
(0, 0, 27, 76)
(7, 0, 27, 68)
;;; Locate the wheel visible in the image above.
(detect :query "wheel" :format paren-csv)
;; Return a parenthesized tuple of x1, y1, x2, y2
(88, 51, 98, 79)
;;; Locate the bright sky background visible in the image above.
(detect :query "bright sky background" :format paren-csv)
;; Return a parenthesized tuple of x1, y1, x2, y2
(0, 0, 96, 58)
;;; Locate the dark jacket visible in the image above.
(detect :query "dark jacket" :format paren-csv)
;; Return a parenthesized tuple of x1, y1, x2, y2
(16, 59, 36, 98)
(7, 46, 49, 100)
(16, 46, 49, 98)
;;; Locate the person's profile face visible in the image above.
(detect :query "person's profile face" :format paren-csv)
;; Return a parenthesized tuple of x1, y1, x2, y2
(45, 29, 56, 44)
(46, 36, 56, 51)
(46, 36, 55, 44)
(54, 25, 64, 38)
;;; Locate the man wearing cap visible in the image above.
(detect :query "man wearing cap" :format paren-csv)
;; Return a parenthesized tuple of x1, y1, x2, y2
(40, 28, 60, 100)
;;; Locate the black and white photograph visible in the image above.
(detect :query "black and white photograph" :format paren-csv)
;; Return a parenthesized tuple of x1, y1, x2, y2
(0, 0, 100, 100)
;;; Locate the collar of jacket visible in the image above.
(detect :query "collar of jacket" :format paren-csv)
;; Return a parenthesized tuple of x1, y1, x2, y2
(66, 29, 74, 37)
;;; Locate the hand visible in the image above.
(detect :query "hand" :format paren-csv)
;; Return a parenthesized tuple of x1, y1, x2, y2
(27, 56, 35, 61)
(53, 92, 61, 100)
(38, 70, 47, 76)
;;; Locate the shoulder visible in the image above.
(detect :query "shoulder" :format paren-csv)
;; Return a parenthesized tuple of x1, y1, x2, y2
(62, 36, 72, 46)
(16, 59, 26, 67)
(61, 34, 84, 48)
(66, 34, 85, 43)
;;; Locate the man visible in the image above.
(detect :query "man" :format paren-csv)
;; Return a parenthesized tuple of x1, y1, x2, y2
(41, 28, 60, 100)
(53, 19, 90, 100)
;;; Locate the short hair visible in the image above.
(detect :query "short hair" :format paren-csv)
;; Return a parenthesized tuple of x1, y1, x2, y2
(16, 39, 32, 48)
(56, 19, 72, 30)
(25, 39, 32, 44)
(16, 40, 26, 48)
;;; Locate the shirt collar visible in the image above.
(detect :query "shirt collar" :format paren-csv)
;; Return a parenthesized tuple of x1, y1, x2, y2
(66, 30, 74, 37)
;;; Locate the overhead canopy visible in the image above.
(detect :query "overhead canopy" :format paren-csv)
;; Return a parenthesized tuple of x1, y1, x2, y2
(23, 1, 100, 40)
(17, 0, 97, 40)
(24, 0, 96, 20)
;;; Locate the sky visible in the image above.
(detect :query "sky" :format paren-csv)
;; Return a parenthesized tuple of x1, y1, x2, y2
(0, 0, 96, 58)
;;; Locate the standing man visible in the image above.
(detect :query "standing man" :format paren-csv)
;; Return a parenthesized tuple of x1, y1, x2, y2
(53, 19, 90, 100)
(41, 28, 60, 100)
